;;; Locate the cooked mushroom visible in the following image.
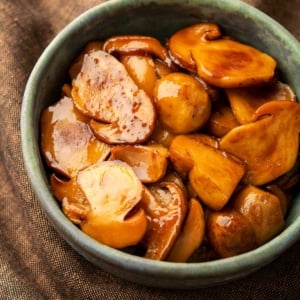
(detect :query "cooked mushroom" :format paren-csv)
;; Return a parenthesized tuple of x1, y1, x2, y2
(168, 23, 221, 72)
(225, 81, 297, 124)
(140, 182, 187, 260)
(232, 185, 285, 246)
(168, 23, 276, 88)
(120, 55, 157, 96)
(220, 100, 300, 185)
(81, 161, 147, 248)
(207, 209, 258, 258)
(109, 143, 168, 183)
(103, 35, 173, 67)
(40, 96, 111, 178)
(169, 134, 245, 210)
(153, 72, 211, 133)
(71, 50, 156, 144)
(167, 198, 205, 262)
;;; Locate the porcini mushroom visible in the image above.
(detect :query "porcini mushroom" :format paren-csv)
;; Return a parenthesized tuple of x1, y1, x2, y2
(103, 35, 173, 67)
(232, 185, 285, 246)
(225, 81, 297, 124)
(168, 23, 276, 88)
(140, 182, 187, 260)
(153, 72, 211, 134)
(167, 198, 205, 262)
(71, 50, 156, 144)
(52, 161, 147, 249)
(169, 135, 245, 210)
(40, 96, 110, 178)
(109, 143, 169, 183)
(220, 100, 300, 185)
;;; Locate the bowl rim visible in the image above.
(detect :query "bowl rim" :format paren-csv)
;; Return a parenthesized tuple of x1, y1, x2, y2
(21, 0, 300, 285)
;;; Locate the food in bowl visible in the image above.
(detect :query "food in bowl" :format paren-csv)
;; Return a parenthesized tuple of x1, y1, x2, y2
(39, 22, 300, 263)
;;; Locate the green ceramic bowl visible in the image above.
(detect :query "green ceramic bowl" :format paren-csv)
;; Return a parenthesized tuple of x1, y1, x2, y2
(21, 0, 300, 288)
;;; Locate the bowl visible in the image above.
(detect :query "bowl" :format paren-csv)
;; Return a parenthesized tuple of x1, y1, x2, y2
(20, 0, 300, 289)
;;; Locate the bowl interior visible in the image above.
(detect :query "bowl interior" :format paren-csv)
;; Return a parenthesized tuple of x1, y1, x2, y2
(21, 0, 300, 289)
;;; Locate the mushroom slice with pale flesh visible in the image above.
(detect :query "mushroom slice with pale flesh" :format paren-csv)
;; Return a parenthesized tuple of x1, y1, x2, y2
(169, 134, 245, 210)
(52, 161, 147, 249)
(225, 81, 297, 124)
(167, 198, 205, 262)
(140, 182, 187, 260)
(40, 96, 111, 178)
(168, 23, 276, 88)
(109, 143, 168, 183)
(71, 50, 156, 144)
(220, 100, 300, 185)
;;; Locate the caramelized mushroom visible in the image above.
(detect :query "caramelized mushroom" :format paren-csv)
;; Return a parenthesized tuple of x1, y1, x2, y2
(77, 161, 147, 248)
(51, 161, 147, 248)
(40, 96, 110, 178)
(71, 50, 156, 144)
(207, 210, 258, 258)
(121, 55, 157, 96)
(168, 23, 276, 88)
(225, 81, 297, 124)
(167, 198, 205, 262)
(168, 23, 221, 72)
(169, 135, 245, 210)
(109, 143, 168, 183)
(153, 72, 211, 133)
(220, 100, 300, 185)
(140, 182, 187, 260)
(232, 185, 285, 246)
(103, 35, 173, 67)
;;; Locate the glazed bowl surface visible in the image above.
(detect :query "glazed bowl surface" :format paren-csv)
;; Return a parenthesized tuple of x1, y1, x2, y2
(21, 0, 300, 289)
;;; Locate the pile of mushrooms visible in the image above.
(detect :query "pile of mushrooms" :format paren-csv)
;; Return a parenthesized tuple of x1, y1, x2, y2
(40, 23, 300, 262)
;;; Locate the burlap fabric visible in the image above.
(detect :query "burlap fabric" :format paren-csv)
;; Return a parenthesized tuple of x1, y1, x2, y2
(0, 0, 299, 299)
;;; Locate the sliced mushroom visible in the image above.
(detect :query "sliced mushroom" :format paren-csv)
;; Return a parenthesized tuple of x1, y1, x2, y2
(103, 35, 173, 67)
(120, 55, 157, 96)
(78, 161, 147, 248)
(220, 100, 300, 185)
(168, 23, 276, 88)
(232, 185, 285, 246)
(207, 209, 258, 258)
(153, 72, 211, 134)
(167, 198, 205, 262)
(40, 96, 110, 178)
(51, 161, 147, 249)
(169, 135, 245, 210)
(71, 50, 156, 144)
(225, 81, 297, 124)
(109, 143, 168, 183)
(168, 23, 221, 72)
(140, 182, 187, 260)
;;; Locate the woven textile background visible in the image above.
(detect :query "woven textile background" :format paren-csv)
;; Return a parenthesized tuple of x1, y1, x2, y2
(0, 0, 299, 299)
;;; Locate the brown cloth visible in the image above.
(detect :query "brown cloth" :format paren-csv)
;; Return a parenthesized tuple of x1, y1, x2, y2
(0, 0, 299, 299)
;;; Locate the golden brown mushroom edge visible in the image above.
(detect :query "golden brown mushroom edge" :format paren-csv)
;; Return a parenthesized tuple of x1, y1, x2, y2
(40, 22, 300, 263)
